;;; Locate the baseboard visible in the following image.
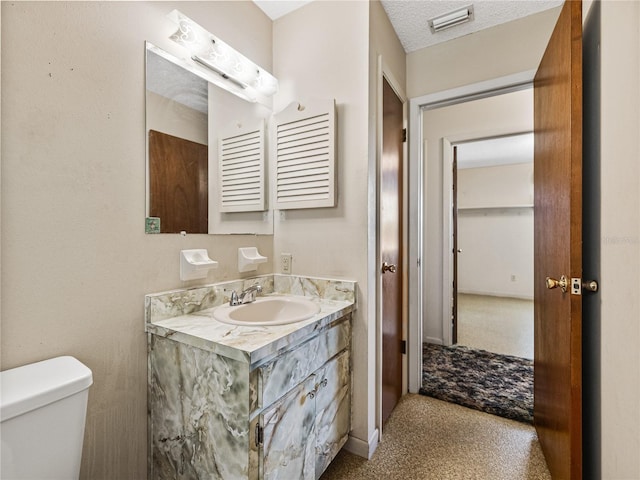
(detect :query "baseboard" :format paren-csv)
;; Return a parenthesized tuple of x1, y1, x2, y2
(344, 429, 379, 459)
(425, 336, 443, 345)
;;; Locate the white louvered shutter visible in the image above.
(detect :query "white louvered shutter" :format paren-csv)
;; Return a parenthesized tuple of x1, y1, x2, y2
(218, 121, 266, 212)
(274, 100, 337, 209)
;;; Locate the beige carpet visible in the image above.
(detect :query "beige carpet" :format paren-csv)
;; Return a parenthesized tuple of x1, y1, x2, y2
(457, 294, 534, 359)
(321, 394, 550, 480)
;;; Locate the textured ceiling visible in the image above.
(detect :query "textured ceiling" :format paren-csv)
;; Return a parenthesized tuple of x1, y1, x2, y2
(380, 0, 563, 52)
(146, 49, 209, 114)
(254, 1, 563, 53)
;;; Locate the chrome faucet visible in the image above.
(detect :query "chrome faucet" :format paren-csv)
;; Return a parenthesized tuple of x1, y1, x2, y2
(230, 284, 262, 306)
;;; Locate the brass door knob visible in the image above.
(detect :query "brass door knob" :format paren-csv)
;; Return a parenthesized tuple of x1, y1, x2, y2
(546, 275, 568, 293)
(381, 262, 397, 274)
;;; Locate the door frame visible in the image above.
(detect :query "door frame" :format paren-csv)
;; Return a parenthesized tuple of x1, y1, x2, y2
(375, 55, 408, 434)
(407, 70, 536, 392)
(442, 130, 534, 346)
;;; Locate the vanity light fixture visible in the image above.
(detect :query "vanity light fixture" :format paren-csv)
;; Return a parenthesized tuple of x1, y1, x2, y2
(167, 10, 278, 102)
(428, 5, 474, 33)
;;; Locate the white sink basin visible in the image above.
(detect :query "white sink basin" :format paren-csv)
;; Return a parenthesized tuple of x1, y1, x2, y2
(213, 296, 321, 326)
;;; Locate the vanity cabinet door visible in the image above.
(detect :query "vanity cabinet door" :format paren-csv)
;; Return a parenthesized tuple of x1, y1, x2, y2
(314, 350, 351, 479)
(261, 376, 317, 480)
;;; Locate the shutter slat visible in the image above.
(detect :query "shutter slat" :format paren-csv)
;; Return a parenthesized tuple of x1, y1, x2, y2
(274, 100, 336, 209)
(277, 167, 330, 179)
(277, 113, 329, 132)
(218, 123, 265, 212)
(277, 155, 329, 169)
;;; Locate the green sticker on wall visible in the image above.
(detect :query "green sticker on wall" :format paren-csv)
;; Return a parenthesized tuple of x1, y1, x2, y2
(146, 217, 161, 234)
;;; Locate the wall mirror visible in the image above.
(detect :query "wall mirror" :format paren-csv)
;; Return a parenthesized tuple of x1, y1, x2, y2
(145, 42, 273, 235)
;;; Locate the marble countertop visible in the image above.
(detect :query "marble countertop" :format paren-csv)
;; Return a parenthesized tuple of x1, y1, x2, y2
(146, 294, 354, 366)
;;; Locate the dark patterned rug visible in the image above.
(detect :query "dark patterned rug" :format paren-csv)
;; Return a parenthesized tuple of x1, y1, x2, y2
(419, 343, 533, 424)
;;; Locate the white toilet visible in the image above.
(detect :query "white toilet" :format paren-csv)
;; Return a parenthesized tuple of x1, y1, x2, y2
(0, 356, 93, 480)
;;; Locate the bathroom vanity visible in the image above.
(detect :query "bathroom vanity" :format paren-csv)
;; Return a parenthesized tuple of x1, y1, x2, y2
(146, 275, 355, 480)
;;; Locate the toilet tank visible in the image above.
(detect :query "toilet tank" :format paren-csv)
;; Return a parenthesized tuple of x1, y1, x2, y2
(1, 356, 93, 480)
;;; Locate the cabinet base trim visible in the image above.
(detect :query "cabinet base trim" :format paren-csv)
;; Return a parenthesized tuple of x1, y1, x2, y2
(343, 429, 379, 460)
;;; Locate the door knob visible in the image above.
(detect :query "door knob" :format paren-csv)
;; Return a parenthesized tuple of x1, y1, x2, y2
(546, 275, 568, 293)
(381, 262, 397, 274)
(583, 280, 598, 292)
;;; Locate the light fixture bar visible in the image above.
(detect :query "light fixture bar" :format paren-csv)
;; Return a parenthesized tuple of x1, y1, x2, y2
(429, 5, 474, 33)
(191, 55, 248, 90)
(167, 10, 278, 101)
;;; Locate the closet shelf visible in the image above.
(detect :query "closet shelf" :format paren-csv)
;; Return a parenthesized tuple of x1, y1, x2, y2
(458, 204, 534, 211)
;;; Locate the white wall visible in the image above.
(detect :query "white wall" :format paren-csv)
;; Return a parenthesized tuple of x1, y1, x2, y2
(146, 91, 208, 145)
(272, 0, 374, 453)
(458, 208, 533, 299)
(1, 2, 273, 478)
(271, 0, 406, 458)
(592, 1, 640, 477)
(421, 89, 534, 342)
(457, 163, 534, 299)
(407, 7, 561, 98)
(457, 162, 533, 208)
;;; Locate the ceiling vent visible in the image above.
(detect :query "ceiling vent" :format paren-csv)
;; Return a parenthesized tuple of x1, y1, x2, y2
(428, 5, 474, 33)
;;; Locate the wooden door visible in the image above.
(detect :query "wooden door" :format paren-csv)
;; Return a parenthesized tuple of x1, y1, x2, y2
(148, 130, 208, 233)
(533, 1, 583, 478)
(381, 77, 404, 423)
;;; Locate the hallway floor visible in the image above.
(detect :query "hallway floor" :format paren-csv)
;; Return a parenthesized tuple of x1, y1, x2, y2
(321, 394, 550, 480)
(457, 294, 534, 359)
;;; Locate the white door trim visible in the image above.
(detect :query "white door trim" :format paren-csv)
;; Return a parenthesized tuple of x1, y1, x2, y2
(442, 138, 454, 347)
(407, 70, 536, 393)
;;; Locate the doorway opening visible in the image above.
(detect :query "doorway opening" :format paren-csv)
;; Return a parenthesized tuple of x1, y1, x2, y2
(452, 133, 534, 360)
(408, 80, 536, 424)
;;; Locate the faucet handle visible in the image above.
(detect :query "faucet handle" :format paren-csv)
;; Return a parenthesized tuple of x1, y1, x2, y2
(230, 291, 239, 306)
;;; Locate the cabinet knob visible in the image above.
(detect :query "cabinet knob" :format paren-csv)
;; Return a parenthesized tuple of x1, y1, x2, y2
(381, 262, 397, 274)
(316, 378, 328, 391)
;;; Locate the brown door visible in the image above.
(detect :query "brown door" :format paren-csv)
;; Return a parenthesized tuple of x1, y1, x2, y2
(381, 77, 404, 424)
(533, 1, 583, 478)
(149, 130, 208, 233)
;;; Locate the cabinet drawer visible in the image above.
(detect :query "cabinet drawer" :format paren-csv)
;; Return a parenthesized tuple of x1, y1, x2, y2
(260, 317, 350, 409)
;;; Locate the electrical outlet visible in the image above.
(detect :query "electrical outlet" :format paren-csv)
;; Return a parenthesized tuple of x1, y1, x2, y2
(281, 253, 292, 274)
(511, 274, 517, 282)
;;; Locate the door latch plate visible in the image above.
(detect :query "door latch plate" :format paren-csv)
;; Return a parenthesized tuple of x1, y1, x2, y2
(571, 278, 581, 295)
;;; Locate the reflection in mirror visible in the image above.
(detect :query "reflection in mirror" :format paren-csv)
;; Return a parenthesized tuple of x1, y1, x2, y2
(145, 43, 273, 235)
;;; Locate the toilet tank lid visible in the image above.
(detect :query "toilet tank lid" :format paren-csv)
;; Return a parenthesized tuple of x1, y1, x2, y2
(0, 356, 93, 423)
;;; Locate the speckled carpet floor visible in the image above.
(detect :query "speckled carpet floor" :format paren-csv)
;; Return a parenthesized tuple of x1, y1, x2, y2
(320, 394, 550, 480)
(419, 343, 534, 424)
